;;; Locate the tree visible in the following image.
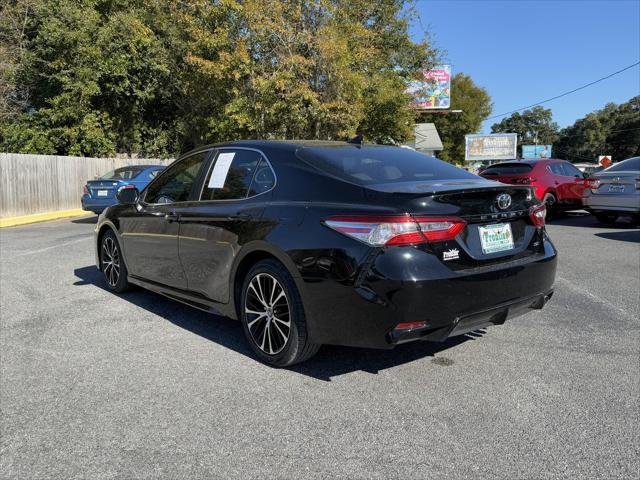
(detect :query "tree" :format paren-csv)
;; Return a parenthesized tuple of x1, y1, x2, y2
(1, 0, 437, 156)
(419, 73, 492, 163)
(555, 96, 639, 162)
(490, 106, 559, 157)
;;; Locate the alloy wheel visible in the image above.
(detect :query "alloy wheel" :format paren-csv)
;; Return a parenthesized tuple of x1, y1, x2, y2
(101, 236, 121, 287)
(244, 273, 291, 355)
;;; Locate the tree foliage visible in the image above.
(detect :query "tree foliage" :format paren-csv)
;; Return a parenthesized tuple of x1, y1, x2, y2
(0, 0, 437, 157)
(490, 106, 559, 157)
(555, 96, 640, 162)
(419, 73, 492, 163)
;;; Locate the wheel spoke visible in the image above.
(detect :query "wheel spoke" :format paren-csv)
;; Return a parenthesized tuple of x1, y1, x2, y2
(247, 313, 266, 329)
(248, 283, 268, 308)
(273, 316, 290, 326)
(272, 320, 288, 342)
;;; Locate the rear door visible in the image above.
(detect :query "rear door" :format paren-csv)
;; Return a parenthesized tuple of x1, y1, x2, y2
(555, 162, 586, 204)
(177, 148, 275, 303)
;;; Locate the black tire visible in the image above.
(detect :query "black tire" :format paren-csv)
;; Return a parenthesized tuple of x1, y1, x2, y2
(543, 193, 557, 219)
(594, 213, 617, 225)
(100, 230, 130, 293)
(240, 259, 320, 367)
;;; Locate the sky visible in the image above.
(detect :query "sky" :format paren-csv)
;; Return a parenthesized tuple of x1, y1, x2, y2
(410, 0, 640, 132)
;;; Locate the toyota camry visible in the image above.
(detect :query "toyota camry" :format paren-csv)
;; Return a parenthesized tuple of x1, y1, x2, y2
(95, 140, 557, 366)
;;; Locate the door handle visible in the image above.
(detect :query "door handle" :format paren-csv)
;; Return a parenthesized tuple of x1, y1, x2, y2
(165, 212, 180, 222)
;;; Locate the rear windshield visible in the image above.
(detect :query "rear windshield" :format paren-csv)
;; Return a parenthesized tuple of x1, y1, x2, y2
(482, 163, 533, 175)
(604, 157, 640, 172)
(295, 146, 476, 185)
(100, 167, 144, 180)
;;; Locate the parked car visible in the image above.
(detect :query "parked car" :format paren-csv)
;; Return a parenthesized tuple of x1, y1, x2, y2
(82, 165, 165, 214)
(95, 141, 557, 366)
(583, 156, 640, 224)
(479, 159, 590, 212)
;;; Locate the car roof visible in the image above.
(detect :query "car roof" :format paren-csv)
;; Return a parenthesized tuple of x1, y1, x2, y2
(487, 159, 567, 166)
(181, 139, 387, 157)
(115, 164, 165, 169)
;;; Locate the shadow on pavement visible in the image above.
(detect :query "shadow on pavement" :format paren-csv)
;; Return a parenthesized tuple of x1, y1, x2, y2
(595, 230, 640, 243)
(74, 265, 478, 381)
(547, 211, 638, 229)
(72, 216, 98, 224)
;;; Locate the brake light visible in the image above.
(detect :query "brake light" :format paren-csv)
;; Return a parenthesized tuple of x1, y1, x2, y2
(636, 177, 640, 191)
(117, 184, 136, 192)
(323, 215, 466, 246)
(529, 204, 546, 227)
(584, 177, 600, 191)
(82, 185, 89, 195)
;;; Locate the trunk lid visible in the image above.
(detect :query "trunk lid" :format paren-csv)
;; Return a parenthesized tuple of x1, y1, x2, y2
(366, 181, 544, 270)
(85, 179, 123, 198)
(592, 172, 639, 196)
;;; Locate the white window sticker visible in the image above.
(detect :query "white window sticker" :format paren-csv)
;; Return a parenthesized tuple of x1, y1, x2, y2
(207, 152, 236, 188)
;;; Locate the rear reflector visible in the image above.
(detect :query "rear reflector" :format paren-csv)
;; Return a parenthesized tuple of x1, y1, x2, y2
(324, 215, 466, 246)
(394, 321, 428, 331)
(529, 204, 546, 227)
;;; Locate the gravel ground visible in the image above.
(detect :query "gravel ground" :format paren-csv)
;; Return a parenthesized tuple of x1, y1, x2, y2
(1, 212, 638, 479)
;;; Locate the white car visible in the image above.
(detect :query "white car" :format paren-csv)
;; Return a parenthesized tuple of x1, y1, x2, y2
(583, 157, 640, 224)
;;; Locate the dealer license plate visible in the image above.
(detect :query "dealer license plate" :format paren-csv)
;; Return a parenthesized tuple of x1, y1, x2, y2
(97, 189, 109, 197)
(479, 223, 514, 254)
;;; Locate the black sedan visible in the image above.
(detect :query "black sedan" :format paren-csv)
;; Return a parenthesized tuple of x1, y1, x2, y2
(95, 140, 557, 366)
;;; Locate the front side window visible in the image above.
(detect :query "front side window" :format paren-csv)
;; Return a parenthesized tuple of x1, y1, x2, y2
(145, 151, 209, 204)
(562, 163, 582, 177)
(201, 149, 270, 201)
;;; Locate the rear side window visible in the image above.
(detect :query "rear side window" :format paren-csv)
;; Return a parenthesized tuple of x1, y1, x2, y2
(482, 163, 533, 175)
(295, 146, 477, 185)
(605, 157, 640, 172)
(548, 163, 565, 175)
(148, 168, 163, 180)
(201, 149, 267, 200)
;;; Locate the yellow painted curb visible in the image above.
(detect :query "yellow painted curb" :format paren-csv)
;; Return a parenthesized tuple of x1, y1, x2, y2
(0, 209, 90, 228)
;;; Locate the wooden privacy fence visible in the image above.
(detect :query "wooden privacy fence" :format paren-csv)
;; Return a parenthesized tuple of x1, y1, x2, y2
(0, 153, 172, 218)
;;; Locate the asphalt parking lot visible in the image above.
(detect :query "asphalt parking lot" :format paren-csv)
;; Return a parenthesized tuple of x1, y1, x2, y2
(1, 213, 638, 479)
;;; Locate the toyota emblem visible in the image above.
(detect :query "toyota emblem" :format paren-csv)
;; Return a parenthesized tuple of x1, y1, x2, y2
(496, 193, 512, 210)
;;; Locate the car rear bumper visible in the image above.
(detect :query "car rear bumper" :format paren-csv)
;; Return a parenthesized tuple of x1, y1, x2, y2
(583, 193, 640, 213)
(81, 195, 112, 213)
(300, 236, 557, 349)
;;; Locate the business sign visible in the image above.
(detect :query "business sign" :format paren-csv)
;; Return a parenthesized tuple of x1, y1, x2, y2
(465, 133, 518, 161)
(522, 145, 552, 159)
(407, 65, 452, 109)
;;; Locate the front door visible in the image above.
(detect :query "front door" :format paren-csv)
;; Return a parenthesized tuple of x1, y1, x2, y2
(177, 148, 276, 303)
(121, 150, 211, 288)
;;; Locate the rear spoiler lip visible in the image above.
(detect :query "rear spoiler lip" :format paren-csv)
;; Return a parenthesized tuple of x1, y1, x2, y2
(366, 183, 533, 197)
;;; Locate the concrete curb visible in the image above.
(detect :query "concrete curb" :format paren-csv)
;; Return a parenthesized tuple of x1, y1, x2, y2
(0, 209, 90, 228)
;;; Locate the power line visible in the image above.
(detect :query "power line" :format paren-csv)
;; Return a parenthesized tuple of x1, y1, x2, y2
(487, 61, 640, 121)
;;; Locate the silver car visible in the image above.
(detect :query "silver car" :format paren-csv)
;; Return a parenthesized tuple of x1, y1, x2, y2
(583, 156, 640, 224)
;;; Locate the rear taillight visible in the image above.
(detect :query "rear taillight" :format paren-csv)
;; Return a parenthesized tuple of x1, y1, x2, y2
(585, 177, 600, 191)
(529, 204, 546, 227)
(82, 185, 89, 195)
(636, 177, 640, 191)
(323, 215, 466, 246)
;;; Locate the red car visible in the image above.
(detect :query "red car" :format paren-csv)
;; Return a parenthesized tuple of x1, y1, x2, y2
(480, 159, 592, 211)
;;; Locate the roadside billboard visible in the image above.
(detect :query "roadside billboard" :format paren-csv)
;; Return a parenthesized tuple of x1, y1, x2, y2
(465, 133, 518, 162)
(522, 145, 552, 159)
(407, 65, 452, 109)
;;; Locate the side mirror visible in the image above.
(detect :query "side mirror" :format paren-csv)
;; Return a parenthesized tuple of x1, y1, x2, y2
(116, 185, 139, 205)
